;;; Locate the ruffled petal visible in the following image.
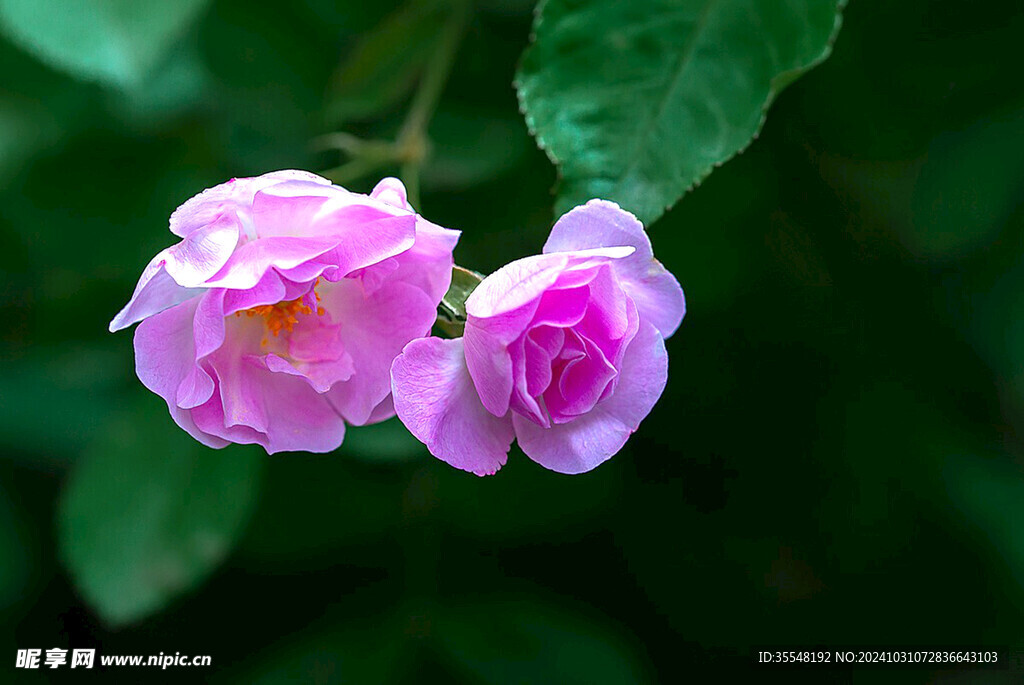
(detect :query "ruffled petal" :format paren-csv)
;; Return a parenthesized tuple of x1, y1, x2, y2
(465, 248, 632, 320)
(513, 321, 668, 474)
(189, 371, 347, 454)
(169, 170, 331, 238)
(133, 299, 228, 449)
(202, 214, 416, 290)
(370, 177, 411, 210)
(162, 213, 241, 287)
(322, 278, 437, 425)
(392, 337, 514, 476)
(543, 200, 685, 338)
(463, 251, 629, 418)
(109, 255, 203, 332)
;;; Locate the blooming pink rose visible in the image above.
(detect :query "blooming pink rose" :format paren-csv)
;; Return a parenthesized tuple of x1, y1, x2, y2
(110, 171, 459, 454)
(391, 200, 684, 475)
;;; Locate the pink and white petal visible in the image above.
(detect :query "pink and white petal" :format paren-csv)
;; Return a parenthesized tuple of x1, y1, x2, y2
(109, 253, 204, 332)
(162, 214, 241, 287)
(221, 271, 288, 315)
(463, 318, 516, 417)
(192, 289, 229, 360)
(508, 335, 547, 427)
(384, 217, 460, 304)
(201, 236, 343, 290)
(169, 171, 332, 238)
(260, 373, 348, 453)
(250, 188, 331, 239)
(322, 278, 437, 426)
(365, 394, 396, 425)
(513, 321, 668, 474)
(206, 321, 272, 434)
(392, 337, 514, 476)
(370, 177, 412, 210)
(133, 299, 228, 449)
(546, 333, 618, 423)
(544, 200, 685, 338)
(203, 214, 416, 290)
(465, 249, 630, 320)
(190, 390, 269, 450)
(255, 318, 356, 393)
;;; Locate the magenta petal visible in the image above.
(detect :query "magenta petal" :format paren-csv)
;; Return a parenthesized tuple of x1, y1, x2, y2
(365, 394, 396, 424)
(544, 200, 685, 338)
(190, 372, 347, 454)
(163, 214, 241, 287)
(203, 214, 416, 290)
(133, 300, 228, 449)
(259, 373, 347, 453)
(386, 217, 460, 304)
(392, 337, 514, 476)
(465, 249, 631, 320)
(109, 254, 204, 332)
(250, 188, 331, 239)
(513, 321, 668, 474)
(322, 278, 437, 425)
(169, 170, 332, 238)
(463, 318, 516, 417)
(370, 177, 411, 210)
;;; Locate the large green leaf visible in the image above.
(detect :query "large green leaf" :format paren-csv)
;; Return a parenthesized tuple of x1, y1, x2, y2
(0, 0, 210, 89)
(516, 0, 846, 224)
(435, 597, 652, 684)
(58, 401, 264, 625)
(908, 106, 1024, 260)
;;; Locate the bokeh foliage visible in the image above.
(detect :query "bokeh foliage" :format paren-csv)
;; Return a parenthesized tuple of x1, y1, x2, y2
(2, 0, 1024, 682)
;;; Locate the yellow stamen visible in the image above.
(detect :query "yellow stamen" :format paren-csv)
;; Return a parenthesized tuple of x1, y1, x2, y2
(234, 280, 325, 337)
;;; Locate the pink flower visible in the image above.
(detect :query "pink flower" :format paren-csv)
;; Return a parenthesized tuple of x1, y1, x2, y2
(110, 171, 459, 454)
(391, 200, 684, 475)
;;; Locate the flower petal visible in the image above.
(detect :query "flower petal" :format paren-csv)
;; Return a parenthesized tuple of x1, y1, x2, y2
(133, 299, 228, 449)
(513, 321, 668, 474)
(370, 177, 411, 210)
(543, 200, 685, 338)
(462, 251, 628, 418)
(202, 214, 416, 290)
(109, 254, 204, 332)
(322, 278, 437, 425)
(190, 372, 347, 454)
(169, 170, 332, 238)
(392, 337, 514, 476)
(465, 248, 632, 320)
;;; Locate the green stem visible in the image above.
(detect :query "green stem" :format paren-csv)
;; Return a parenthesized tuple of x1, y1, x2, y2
(396, 0, 471, 207)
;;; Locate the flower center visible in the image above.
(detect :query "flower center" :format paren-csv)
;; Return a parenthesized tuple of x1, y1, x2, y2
(235, 283, 326, 337)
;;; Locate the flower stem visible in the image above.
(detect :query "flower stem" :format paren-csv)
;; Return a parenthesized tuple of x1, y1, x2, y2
(396, 0, 471, 207)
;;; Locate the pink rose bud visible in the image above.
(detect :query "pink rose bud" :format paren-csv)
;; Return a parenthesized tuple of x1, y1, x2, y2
(391, 200, 684, 475)
(110, 172, 459, 454)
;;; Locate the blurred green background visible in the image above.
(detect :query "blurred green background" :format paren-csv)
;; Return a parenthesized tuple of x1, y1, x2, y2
(2, 0, 1024, 682)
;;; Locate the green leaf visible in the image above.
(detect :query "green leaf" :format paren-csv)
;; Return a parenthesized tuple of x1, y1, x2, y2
(516, 0, 846, 225)
(436, 597, 652, 685)
(58, 401, 264, 626)
(225, 618, 406, 684)
(908, 107, 1024, 260)
(0, 345, 125, 464)
(943, 455, 1024, 589)
(0, 0, 210, 89)
(440, 266, 484, 320)
(323, 0, 452, 126)
(436, 266, 483, 337)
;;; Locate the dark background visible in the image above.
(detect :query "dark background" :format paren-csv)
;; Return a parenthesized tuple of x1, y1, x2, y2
(3, 0, 1024, 682)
